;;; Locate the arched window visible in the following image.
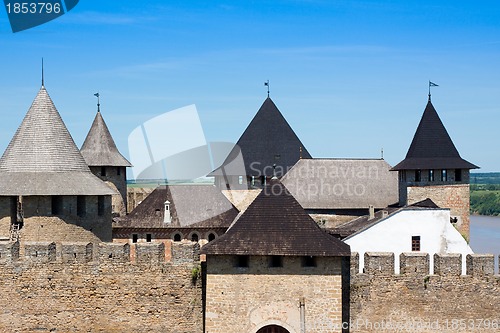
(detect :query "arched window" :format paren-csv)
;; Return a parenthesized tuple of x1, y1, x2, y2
(191, 233, 199, 242)
(173, 233, 182, 242)
(208, 233, 216, 242)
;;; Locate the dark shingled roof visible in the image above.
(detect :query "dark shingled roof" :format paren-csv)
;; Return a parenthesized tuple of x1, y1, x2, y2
(0, 86, 115, 196)
(210, 97, 312, 177)
(80, 111, 132, 167)
(114, 185, 239, 229)
(201, 179, 350, 256)
(392, 100, 478, 170)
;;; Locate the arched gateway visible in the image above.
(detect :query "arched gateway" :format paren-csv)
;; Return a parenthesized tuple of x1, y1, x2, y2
(256, 325, 290, 333)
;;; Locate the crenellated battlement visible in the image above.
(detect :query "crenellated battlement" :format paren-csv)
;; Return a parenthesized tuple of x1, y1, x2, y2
(0, 240, 200, 267)
(351, 252, 500, 277)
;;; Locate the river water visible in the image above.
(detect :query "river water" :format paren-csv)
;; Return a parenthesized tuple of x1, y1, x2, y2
(470, 215, 499, 274)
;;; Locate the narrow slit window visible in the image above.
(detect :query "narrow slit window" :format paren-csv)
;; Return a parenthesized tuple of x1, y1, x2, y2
(415, 170, 421, 182)
(146, 234, 152, 242)
(132, 234, 138, 243)
(97, 196, 105, 216)
(455, 169, 462, 181)
(429, 169, 434, 182)
(77, 196, 86, 217)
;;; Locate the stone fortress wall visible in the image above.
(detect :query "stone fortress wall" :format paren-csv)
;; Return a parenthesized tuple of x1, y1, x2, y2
(0, 242, 498, 333)
(0, 241, 203, 333)
(349, 252, 500, 333)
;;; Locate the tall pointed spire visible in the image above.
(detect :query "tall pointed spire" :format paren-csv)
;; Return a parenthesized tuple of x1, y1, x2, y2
(41, 58, 44, 87)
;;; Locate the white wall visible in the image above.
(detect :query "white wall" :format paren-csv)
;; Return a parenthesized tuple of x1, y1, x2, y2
(345, 208, 473, 274)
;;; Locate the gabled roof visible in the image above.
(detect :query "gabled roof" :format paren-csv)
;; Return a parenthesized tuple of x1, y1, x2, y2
(201, 179, 350, 256)
(114, 185, 239, 229)
(211, 97, 312, 177)
(80, 111, 131, 167)
(281, 158, 398, 209)
(392, 100, 478, 170)
(0, 86, 115, 196)
(329, 198, 441, 239)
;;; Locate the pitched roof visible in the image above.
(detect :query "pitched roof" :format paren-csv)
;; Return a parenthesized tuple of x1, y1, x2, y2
(80, 111, 131, 167)
(281, 158, 398, 209)
(0, 86, 115, 196)
(114, 185, 239, 229)
(392, 100, 478, 170)
(210, 97, 312, 177)
(201, 179, 350, 256)
(329, 198, 440, 239)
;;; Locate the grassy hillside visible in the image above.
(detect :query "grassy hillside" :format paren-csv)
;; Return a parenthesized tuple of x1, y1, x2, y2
(470, 183, 500, 216)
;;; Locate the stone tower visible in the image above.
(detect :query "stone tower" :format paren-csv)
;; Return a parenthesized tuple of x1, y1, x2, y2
(80, 106, 132, 216)
(0, 85, 115, 243)
(392, 98, 478, 241)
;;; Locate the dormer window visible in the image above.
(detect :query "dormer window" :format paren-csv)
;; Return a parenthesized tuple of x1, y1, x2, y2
(164, 200, 171, 223)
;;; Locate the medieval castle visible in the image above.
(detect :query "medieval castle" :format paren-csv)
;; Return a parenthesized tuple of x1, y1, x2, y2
(0, 80, 498, 333)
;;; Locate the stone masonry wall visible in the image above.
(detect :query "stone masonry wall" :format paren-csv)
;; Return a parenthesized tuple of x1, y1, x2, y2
(349, 252, 500, 333)
(205, 255, 343, 333)
(0, 241, 203, 333)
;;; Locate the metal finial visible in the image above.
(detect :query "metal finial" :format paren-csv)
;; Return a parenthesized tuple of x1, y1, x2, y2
(264, 80, 270, 97)
(381, 148, 384, 159)
(428, 81, 439, 101)
(41, 58, 44, 87)
(94, 92, 100, 112)
(272, 163, 277, 179)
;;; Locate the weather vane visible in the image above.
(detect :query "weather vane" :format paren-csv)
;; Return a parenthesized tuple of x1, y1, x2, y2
(94, 92, 100, 112)
(428, 81, 439, 101)
(264, 80, 270, 97)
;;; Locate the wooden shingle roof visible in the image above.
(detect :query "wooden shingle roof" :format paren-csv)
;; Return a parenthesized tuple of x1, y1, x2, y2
(392, 100, 478, 170)
(201, 179, 350, 256)
(80, 111, 131, 167)
(115, 185, 239, 229)
(0, 86, 115, 196)
(211, 97, 312, 177)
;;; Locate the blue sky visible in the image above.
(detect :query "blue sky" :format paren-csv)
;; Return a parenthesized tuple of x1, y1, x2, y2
(0, 1, 499, 172)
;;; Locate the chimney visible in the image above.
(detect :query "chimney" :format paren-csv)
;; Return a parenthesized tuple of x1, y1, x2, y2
(368, 205, 375, 220)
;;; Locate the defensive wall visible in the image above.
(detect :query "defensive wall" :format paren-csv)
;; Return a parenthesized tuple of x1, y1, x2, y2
(348, 252, 500, 333)
(0, 241, 203, 333)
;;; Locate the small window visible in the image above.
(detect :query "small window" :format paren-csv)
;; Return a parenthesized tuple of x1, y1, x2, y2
(101, 166, 106, 177)
(412, 236, 421, 252)
(117, 167, 121, 176)
(429, 169, 434, 182)
(455, 169, 462, 182)
(269, 255, 283, 268)
(302, 256, 316, 267)
(77, 196, 86, 217)
(132, 234, 138, 243)
(97, 196, 105, 216)
(173, 233, 182, 242)
(238, 176, 243, 185)
(400, 171, 406, 182)
(208, 233, 216, 242)
(251, 176, 255, 186)
(236, 255, 249, 268)
(191, 233, 199, 242)
(441, 169, 447, 182)
(146, 234, 152, 242)
(414, 170, 421, 182)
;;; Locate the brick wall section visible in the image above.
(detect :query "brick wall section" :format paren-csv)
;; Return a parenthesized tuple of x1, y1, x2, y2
(350, 252, 500, 333)
(205, 255, 344, 333)
(0, 242, 202, 333)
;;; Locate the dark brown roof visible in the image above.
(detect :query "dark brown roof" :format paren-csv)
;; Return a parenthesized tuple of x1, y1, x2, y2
(210, 97, 312, 177)
(392, 100, 478, 170)
(80, 111, 132, 167)
(201, 179, 350, 256)
(114, 185, 239, 229)
(329, 198, 440, 239)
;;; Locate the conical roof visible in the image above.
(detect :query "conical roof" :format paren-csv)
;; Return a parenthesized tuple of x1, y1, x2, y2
(0, 86, 115, 195)
(392, 100, 478, 170)
(80, 111, 131, 167)
(201, 179, 350, 256)
(211, 97, 312, 177)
